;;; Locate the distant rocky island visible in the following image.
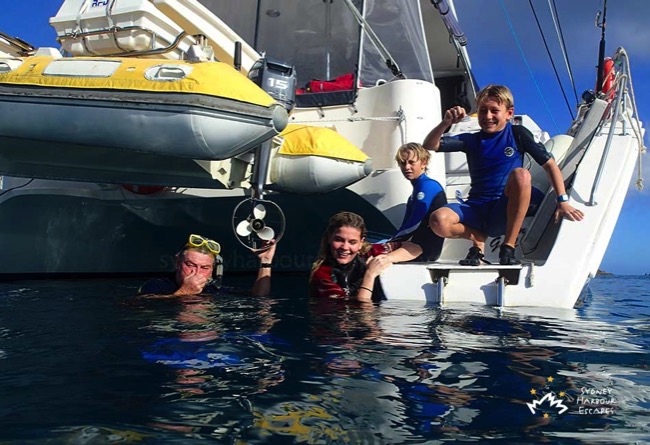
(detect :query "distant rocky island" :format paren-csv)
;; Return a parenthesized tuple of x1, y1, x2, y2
(596, 269, 614, 276)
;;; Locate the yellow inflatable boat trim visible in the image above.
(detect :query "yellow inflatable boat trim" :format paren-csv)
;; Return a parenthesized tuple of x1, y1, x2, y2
(278, 124, 368, 162)
(0, 56, 275, 106)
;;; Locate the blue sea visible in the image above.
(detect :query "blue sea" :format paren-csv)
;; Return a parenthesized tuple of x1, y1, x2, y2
(0, 274, 648, 444)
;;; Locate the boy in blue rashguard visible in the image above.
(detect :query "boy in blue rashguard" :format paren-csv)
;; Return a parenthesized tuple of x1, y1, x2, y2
(423, 84, 584, 265)
(391, 142, 447, 262)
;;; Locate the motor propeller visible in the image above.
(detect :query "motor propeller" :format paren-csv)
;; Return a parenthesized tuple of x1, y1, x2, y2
(232, 198, 285, 251)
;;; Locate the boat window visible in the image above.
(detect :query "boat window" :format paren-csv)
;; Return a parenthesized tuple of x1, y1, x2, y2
(359, 0, 433, 85)
(144, 64, 192, 81)
(201, 0, 433, 89)
(201, 0, 363, 88)
(0, 60, 23, 74)
(43, 59, 121, 77)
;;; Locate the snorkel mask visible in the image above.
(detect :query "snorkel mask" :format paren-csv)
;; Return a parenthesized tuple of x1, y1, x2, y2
(184, 234, 224, 288)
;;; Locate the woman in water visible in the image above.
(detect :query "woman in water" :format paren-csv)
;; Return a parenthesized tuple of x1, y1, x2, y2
(309, 211, 421, 302)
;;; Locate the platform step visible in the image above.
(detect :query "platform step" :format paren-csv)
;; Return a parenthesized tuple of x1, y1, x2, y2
(426, 263, 522, 271)
(427, 262, 524, 307)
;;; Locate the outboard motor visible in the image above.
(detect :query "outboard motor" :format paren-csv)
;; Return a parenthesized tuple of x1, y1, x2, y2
(249, 57, 297, 112)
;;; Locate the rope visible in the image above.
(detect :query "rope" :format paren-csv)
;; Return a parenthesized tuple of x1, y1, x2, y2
(290, 107, 408, 146)
(74, 0, 93, 35)
(549, 0, 579, 106)
(291, 115, 402, 124)
(528, 0, 574, 120)
(397, 107, 407, 145)
(499, 0, 561, 135)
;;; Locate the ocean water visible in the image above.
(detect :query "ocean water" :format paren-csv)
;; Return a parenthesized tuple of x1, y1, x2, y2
(0, 275, 648, 444)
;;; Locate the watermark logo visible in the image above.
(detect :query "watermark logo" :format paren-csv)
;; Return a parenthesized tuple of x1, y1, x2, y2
(575, 387, 617, 415)
(526, 375, 618, 420)
(526, 376, 568, 419)
(527, 391, 569, 416)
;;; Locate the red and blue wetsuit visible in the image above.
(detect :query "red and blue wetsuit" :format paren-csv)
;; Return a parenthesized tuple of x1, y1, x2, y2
(309, 242, 402, 301)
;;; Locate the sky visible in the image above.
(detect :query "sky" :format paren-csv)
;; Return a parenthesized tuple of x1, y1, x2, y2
(0, 0, 648, 274)
(452, 0, 650, 275)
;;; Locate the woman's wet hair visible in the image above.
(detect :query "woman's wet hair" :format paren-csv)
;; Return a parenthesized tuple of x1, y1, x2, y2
(475, 84, 514, 110)
(310, 211, 369, 277)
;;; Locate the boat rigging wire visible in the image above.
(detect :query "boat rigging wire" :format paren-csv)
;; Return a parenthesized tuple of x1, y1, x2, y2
(595, 0, 608, 94)
(549, 0, 579, 106)
(341, 0, 404, 79)
(498, 0, 561, 135)
(527, 0, 575, 121)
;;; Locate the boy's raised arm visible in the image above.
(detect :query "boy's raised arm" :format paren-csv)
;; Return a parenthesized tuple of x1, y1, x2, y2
(423, 105, 466, 151)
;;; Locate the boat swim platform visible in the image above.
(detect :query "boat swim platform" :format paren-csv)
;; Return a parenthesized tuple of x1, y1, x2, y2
(427, 262, 522, 307)
(380, 261, 532, 307)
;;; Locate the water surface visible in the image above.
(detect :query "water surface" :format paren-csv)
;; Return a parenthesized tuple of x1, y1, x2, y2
(0, 275, 648, 444)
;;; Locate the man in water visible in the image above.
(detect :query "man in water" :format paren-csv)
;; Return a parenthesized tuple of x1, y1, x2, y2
(138, 234, 276, 297)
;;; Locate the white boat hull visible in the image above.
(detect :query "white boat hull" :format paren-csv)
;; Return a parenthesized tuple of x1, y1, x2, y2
(380, 111, 643, 308)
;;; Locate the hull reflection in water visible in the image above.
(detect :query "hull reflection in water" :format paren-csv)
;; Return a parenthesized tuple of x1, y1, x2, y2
(0, 275, 648, 443)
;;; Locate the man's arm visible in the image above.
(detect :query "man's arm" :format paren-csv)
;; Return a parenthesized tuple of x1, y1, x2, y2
(251, 240, 276, 297)
(423, 106, 466, 151)
(541, 158, 585, 223)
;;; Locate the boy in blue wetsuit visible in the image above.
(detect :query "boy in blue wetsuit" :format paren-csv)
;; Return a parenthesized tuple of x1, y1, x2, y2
(423, 84, 584, 265)
(391, 142, 447, 261)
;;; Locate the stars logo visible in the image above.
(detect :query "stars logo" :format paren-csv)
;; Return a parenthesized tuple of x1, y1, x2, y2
(526, 375, 569, 419)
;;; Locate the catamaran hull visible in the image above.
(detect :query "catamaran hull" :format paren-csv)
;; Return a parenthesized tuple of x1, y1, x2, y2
(0, 0, 643, 313)
(0, 183, 395, 277)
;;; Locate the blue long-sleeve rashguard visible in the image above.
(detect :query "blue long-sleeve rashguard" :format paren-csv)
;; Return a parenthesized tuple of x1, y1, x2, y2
(392, 173, 447, 262)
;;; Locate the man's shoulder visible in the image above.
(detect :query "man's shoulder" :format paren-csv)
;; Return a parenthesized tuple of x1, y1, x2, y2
(138, 277, 178, 295)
